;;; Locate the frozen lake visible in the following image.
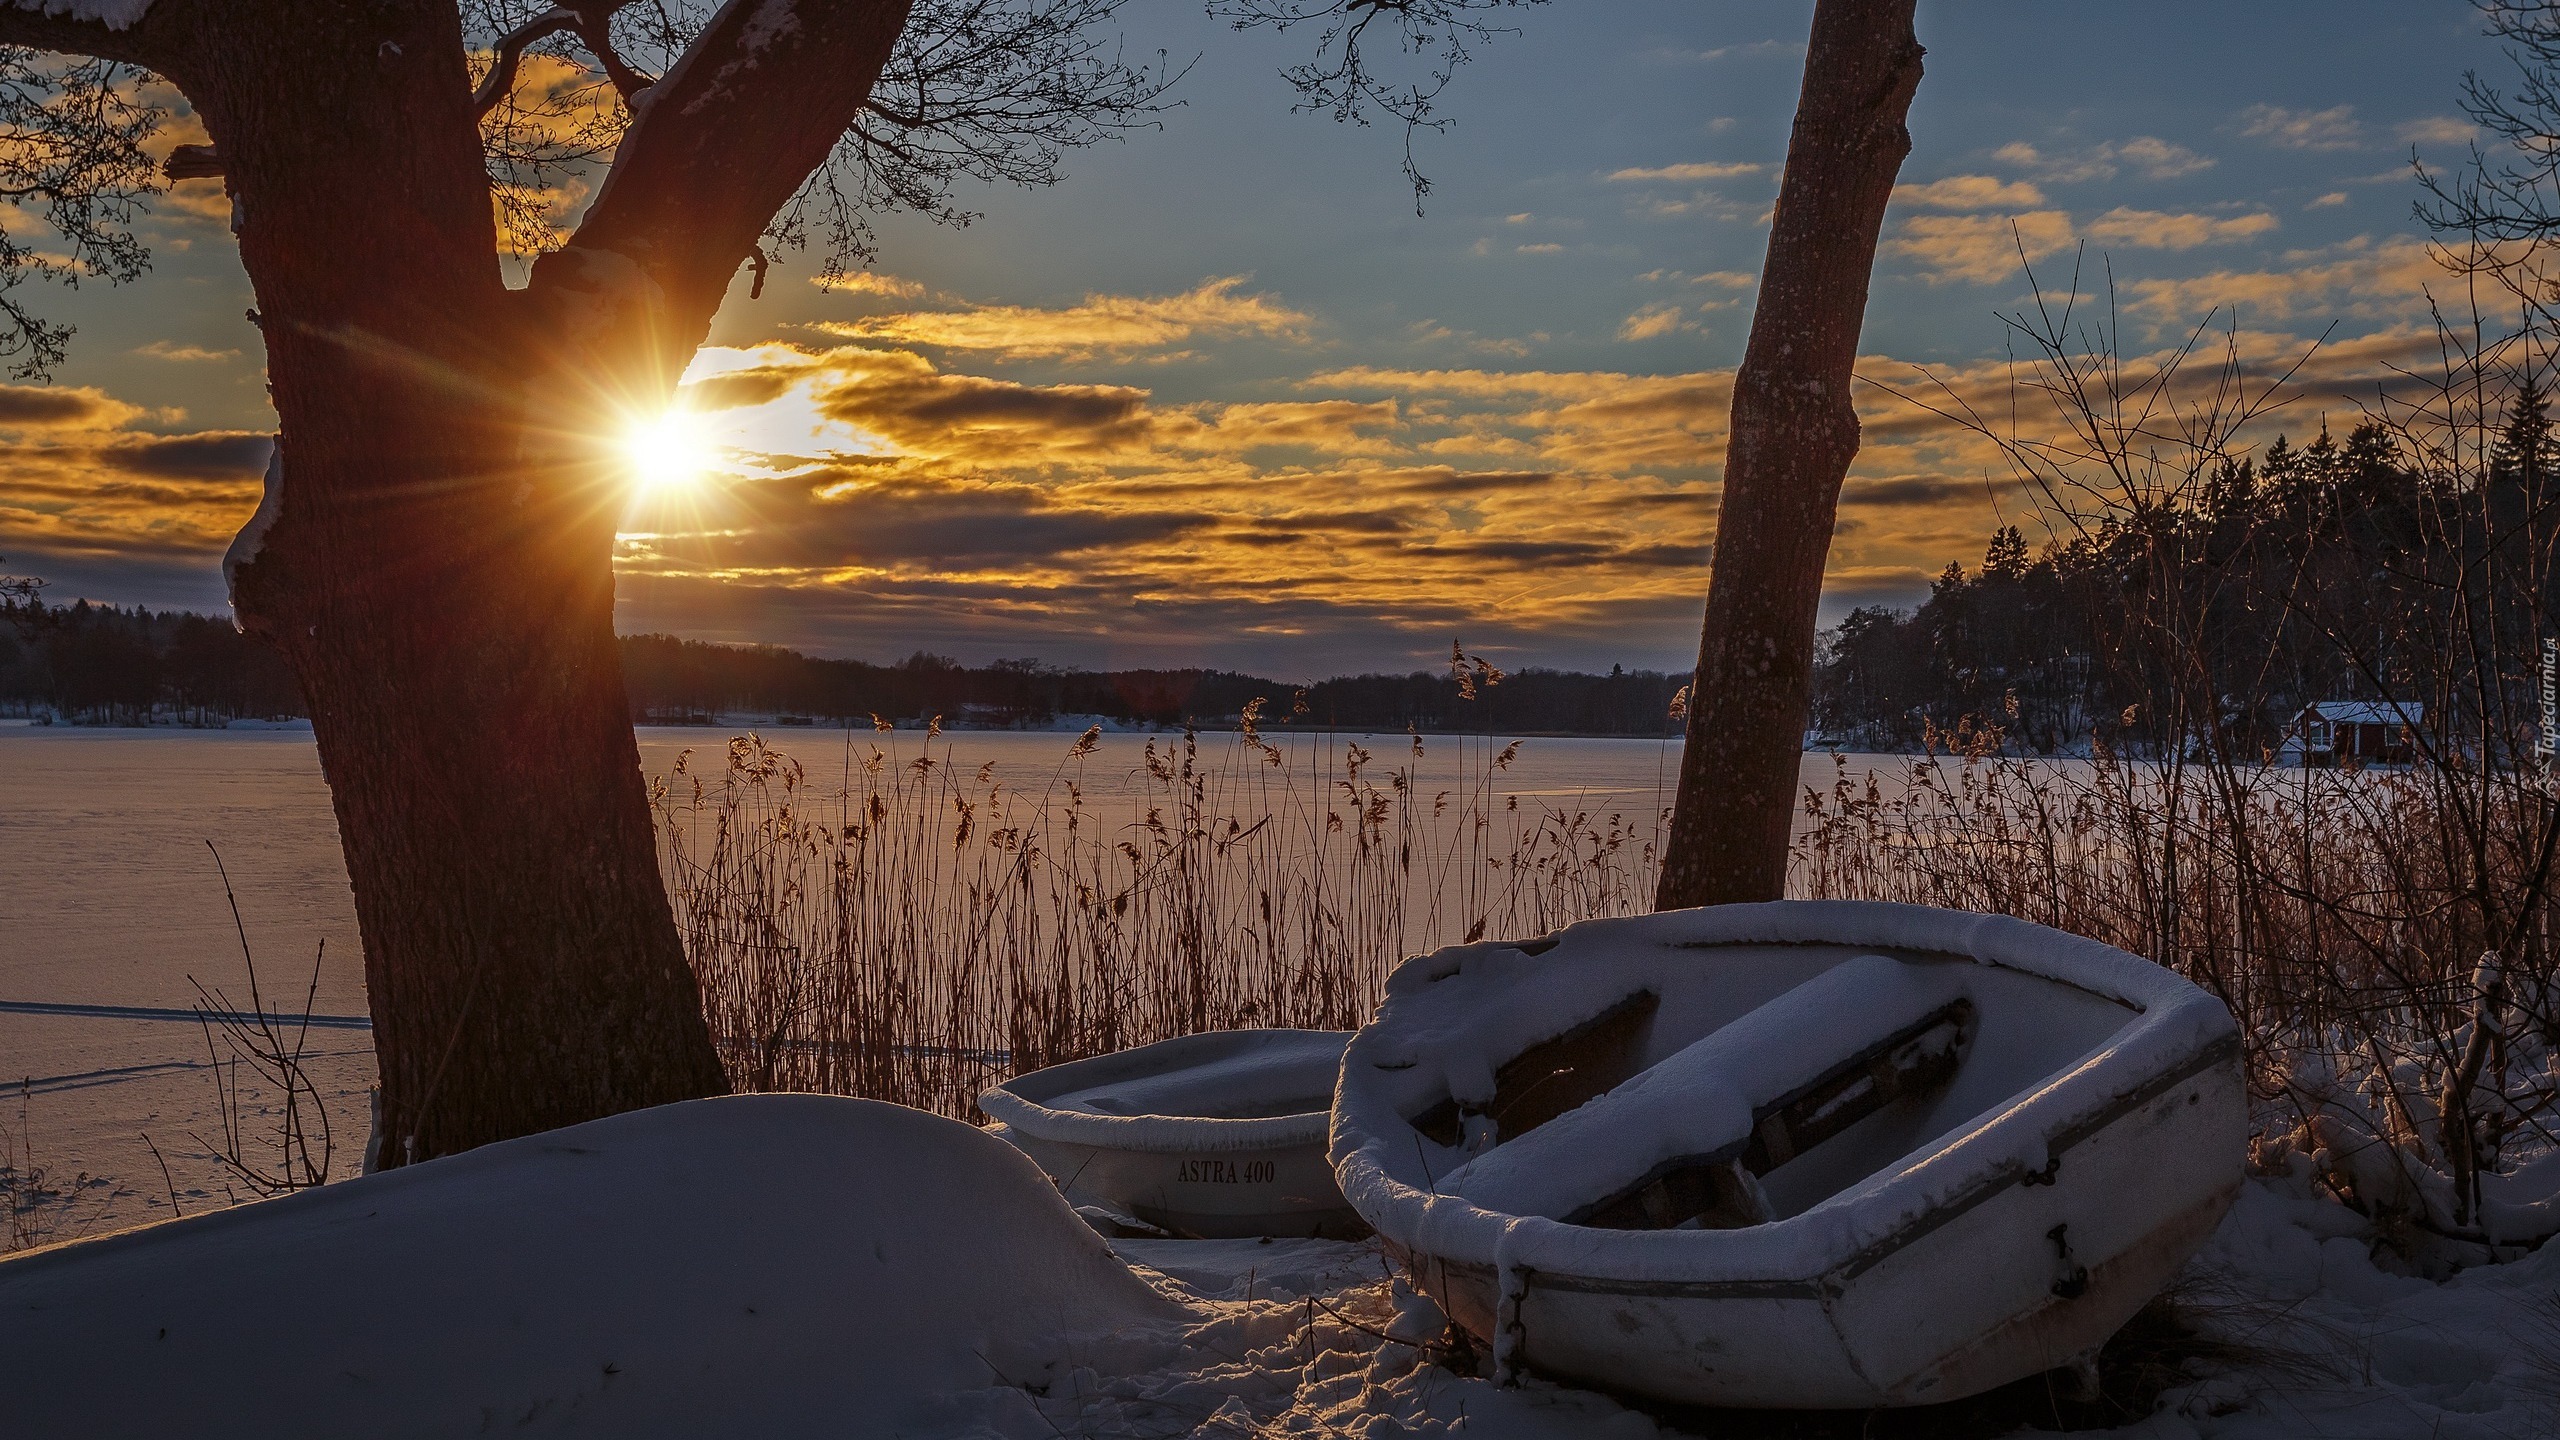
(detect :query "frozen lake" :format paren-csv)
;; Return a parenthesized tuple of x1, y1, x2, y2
(0, 723, 1712, 1234)
(1, 723, 1704, 1014)
(0, 722, 2217, 1240)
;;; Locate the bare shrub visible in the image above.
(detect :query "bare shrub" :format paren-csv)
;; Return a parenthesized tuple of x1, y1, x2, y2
(1839, 260, 2560, 1264)
(186, 843, 339, 1196)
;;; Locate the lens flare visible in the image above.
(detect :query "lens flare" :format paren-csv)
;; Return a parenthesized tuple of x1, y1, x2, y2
(624, 409, 719, 497)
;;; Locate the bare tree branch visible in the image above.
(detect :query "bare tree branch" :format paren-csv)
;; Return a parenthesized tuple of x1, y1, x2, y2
(0, 0, 1180, 372)
(1209, 0, 1542, 210)
(472, 2, 651, 120)
(776, 0, 1183, 282)
(542, 0, 919, 369)
(464, 0, 1175, 279)
(471, 5, 582, 117)
(0, 45, 164, 377)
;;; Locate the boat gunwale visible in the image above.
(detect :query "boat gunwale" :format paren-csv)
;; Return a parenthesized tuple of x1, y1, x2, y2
(1391, 1027, 2243, 1303)
(980, 1027, 1348, 1152)
(1333, 900, 2245, 1289)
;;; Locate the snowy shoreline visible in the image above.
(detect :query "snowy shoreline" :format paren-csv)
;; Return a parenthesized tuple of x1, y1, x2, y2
(4, 1095, 2553, 1438)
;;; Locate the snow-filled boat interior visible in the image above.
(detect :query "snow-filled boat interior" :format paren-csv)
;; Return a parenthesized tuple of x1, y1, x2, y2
(1404, 944, 2142, 1230)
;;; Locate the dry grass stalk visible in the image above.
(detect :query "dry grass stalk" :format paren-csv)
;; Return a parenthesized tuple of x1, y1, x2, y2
(1794, 730, 2560, 1262)
(654, 725, 1662, 1120)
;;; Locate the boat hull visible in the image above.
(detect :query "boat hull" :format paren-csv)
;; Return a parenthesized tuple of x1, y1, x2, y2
(1330, 901, 2250, 1409)
(1000, 1128, 1365, 1240)
(981, 1029, 1363, 1240)
(1395, 1035, 2242, 1407)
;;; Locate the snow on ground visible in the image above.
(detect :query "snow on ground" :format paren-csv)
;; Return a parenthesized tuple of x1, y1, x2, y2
(6, 1094, 2559, 1437)
(2121, 1169, 2560, 1440)
(1, 1097, 1185, 1438)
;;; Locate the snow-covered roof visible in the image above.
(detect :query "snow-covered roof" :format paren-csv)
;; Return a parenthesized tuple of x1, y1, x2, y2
(2300, 700, 2423, 726)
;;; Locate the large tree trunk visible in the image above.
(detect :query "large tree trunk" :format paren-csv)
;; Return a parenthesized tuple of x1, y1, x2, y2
(258, 449, 729, 1164)
(1655, 0, 1924, 911)
(0, 0, 917, 1162)
(190, 1, 733, 1164)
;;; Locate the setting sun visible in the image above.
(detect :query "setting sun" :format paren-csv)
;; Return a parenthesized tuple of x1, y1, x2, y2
(623, 408, 719, 497)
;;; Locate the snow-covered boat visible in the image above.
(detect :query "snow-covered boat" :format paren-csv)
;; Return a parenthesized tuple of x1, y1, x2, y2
(981, 1029, 1363, 1239)
(1330, 901, 2244, 1408)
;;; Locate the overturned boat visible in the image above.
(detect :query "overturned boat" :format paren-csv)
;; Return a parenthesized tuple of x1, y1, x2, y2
(981, 1029, 1363, 1239)
(1330, 901, 2244, 1409)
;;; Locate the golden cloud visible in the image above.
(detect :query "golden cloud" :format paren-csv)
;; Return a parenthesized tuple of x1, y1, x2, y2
(132, 340, 242, 363)
(1892, 175, 2047, 210)
(813, 271, 926, 298)
(0, 382, 146, 431)
(2117, 236, 2441, 320)
(1993, 137, 2214, 184)
(1606, 161, 1764, 183)
(2082, 207, 2279, 249)
(1618, 303, 1691, 341)
(0, 430, 270, 559)
(814, 276, 1309, 360)
(1886, 210, 2076, 284)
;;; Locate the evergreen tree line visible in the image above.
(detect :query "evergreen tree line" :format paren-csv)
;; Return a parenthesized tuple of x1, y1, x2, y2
(1811, 384, 2560, 758)
(1, 598, 1687, 736)
(2, 595, 302, 724)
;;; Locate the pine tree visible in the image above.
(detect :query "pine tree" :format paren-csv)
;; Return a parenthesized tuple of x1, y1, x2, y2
(2489, 380, 2558, 494)
(2205, 456, 2257, 524)
(1983, 525, 2030, 580)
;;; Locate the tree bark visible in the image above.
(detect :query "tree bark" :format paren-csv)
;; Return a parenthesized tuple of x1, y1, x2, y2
(0, 0, 916, 1163)
(1655, 0, 1923, 911)
(183, 0, 734, 1165)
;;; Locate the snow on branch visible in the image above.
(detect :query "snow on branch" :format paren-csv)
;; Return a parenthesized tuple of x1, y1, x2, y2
(4, 0, 153, 35)
(1208, 0, 1543, 209)
(0, 0, 170, 70)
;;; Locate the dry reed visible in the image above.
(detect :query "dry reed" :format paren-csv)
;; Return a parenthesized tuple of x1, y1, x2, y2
(659, 708, 2559, 1261)
(653, 717, 1661, 1120)
(1795, 722, 2560, 1262)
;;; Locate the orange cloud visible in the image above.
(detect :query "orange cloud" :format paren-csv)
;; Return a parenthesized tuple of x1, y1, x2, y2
(1606, 161, 1763, 183)
(0, 430, 270, 559)
(815, 276, 1309, 360)
(1893, 175, 2046, 210)
(1886, 210, 2075, 284)
(0, 382, 146, 431)
(2083, 207, 2279, 249)
(1994, 137, 2214, 183)
(2117, 237, 2441, 320)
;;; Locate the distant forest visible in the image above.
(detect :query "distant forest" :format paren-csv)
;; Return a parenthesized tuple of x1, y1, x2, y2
(0, 596, 1687, 736)
(1813, 388, 2560, 756)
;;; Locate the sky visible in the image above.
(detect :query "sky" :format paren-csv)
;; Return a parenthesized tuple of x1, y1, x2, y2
(0, 0, 2527, 679)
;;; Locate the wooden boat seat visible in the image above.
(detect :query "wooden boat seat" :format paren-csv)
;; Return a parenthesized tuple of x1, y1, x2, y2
(1445, 955, 1974, 1230)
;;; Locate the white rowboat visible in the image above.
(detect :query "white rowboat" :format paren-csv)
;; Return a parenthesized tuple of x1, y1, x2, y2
(981, 1029, 1362, 1239)
(1330, 900, 2244, 1409)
